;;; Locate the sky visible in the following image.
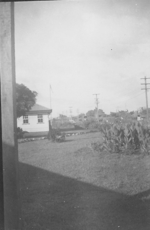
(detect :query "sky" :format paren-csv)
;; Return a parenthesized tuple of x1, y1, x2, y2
(15, 0, 150, 117)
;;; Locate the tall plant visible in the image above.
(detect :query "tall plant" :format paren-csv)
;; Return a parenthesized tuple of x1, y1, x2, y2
(93, 121, 150, 154)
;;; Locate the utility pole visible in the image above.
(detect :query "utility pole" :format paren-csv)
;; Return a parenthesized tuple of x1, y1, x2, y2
(48, 85, 53, 140)
(49, 85, 53, 115)
(93, 94, 99, 122)
(49, 84, 53, 121)
(69, 107, 72, 119)
(49, 85, 51, 110)
(141, 77, 150, 124)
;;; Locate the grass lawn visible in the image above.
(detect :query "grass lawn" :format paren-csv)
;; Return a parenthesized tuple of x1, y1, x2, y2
(18, 132, 150, 230)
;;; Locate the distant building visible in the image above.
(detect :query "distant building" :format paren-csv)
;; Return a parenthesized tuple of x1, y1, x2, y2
(69, 119, 76, 124)
(137, 115, 142, 121)
(17, 104, 52, 132)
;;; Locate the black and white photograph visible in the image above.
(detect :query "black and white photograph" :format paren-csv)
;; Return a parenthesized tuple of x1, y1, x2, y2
(1, 0, 150, 229)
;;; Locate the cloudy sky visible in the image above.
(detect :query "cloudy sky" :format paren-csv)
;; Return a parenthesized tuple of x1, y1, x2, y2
(15, 0, 150, 117)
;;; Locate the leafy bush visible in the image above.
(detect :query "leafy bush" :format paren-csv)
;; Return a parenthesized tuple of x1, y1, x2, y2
(17, 127, 25, 139)
(52, 120, 75, 129)
(83, 120, 99, 130)
(48, 128, 66, 142)
(92, 121, 150, 154)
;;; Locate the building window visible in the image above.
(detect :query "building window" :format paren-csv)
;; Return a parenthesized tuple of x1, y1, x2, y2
(23, 116, 29, 124)
(38, 115, 43, 123)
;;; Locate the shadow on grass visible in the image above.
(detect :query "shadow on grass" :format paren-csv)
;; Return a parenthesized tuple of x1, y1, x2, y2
(64, 139, 74, 142)
(0, 121, 3, 230)
(133, 189, 150, 200)
(65, 135, 102, 142)
(19, 162, 150, 230)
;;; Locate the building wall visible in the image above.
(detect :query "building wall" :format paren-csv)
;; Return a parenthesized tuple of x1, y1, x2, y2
(17, 114, 49, 132)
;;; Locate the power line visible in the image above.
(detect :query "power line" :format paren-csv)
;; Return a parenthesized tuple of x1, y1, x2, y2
(104, 91, 144, 103)
(124, 91, 144, 101)
(112, 91, 144, 111)
(141, 76, 150, 123)
(115, 85, 141, 98)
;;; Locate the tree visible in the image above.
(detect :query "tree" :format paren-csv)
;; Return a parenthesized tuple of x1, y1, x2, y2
(86, 110, 95, 117)
(78, 113, 85, 118)
(16, 83, 37, 118)
(86, 109, 105, 118)
(110, 112, 118, 117)
(59, 114, 68, 119)
(98, 109, 105, 117)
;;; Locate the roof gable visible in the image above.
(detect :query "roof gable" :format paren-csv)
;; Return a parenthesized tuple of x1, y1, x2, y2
(30, 104, 51, 111)
(25, 104, 52, 115)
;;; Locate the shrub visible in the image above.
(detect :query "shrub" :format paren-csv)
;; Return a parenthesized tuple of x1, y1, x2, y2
(83, 120, 99, 130)
(17, 127, 24, 139)
(92, 121, 150, 154)
(48, 128, 66, 142)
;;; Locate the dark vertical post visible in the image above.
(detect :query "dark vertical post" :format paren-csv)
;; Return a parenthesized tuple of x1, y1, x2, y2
(0, 86, 4, 230)
(0, 2, 21, 230)
(144, 77, 149, 123)
(141, 77, 150, 125)
(93, 94, 99, 122)
(48, 117, 52, 140)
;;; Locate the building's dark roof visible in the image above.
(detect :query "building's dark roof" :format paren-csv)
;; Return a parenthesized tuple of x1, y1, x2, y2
(30, 104, 51, 111)
(26, 104, 52, 115)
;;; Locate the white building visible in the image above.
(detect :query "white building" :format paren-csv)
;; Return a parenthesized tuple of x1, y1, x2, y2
(17, 104, 52, 132)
